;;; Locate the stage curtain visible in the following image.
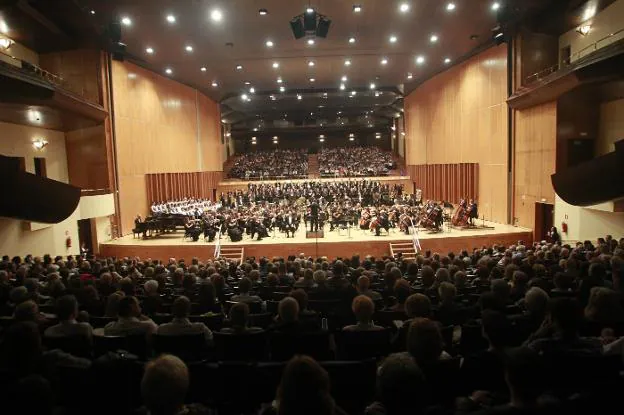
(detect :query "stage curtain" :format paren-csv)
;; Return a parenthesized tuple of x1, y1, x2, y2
(407, 163, 479, 203)
(146, 171, 223, 203)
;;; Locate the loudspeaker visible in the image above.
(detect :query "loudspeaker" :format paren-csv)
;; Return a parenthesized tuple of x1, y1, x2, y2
(316, 17, 331, 38)
(304, 10, 317, 31)
(290, 17, 305, 39)
(107, 22, 122, 42)
(111, 41, 127, 62)
(306, 230, 324, 239)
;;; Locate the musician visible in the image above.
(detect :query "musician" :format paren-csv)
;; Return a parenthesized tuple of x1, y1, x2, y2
(309, 199, 320, 232)
(282, 211, 298, 238)
(329, 207, 343, 231)
(468, 199, 478, 226)
(203, 217, 217, 242)
(184, 218, 202, 242)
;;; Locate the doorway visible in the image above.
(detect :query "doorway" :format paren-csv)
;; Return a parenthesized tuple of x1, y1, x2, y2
(534, 202, 554, 242)
(77, 218, 95, 257)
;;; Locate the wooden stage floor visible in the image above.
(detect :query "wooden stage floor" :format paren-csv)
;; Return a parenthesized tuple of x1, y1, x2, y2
(100, 221, 533, 261)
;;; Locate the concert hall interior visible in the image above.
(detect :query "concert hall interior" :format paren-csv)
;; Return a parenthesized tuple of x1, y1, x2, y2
(2, 0, 624, 414)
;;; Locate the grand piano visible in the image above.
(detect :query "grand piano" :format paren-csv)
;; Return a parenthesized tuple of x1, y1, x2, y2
(133, 214, 187, 238)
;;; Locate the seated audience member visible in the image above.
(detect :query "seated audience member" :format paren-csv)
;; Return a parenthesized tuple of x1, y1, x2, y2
(388, 280, 411, 312)
(526, 297, 602, 356)
(356, 275, 382, 301)
(294, 268, 317, 289)
(13, 300, 44, 323)
(270, 297, 319, 333)
(344, 295, 384, 331)
(43, 294, 93, 341)
(157, 296, 213, 344)
(104, 291, 125, 318)
(140, 354, 209, 415)
(405, 293, 432, 319)
(142, 279, 163, 315)
(584, 286, 624, 329)
(231, 277, 264, 306)
(511, 287, 549, 337)
(196, 280, 222, 314)
(406, 318, 451, 366)
(264, 355, 347, 415)
(436, 281, 466, 326)
(491, 279, 512, 306)
(289, 289, 318, 320)
(220, 302, 262, 334)
(0, 321, 90, 378)
(104, 296, 157, 337)
(509, 271, 529, 303)
(366, 353, 427, 415)
(327, 261, 351, 291)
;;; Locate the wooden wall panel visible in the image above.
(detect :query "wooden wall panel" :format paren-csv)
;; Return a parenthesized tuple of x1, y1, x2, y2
(146, 171, 223, 203)
(198, 93, 224, 171)
(39, 49, 102, 104)
(65, 125, 109, 190)
(513, 101, 557, 229)
(404, 45, 509, 223)
(408, 164, 478, 203)
(112, 61, 221, 234)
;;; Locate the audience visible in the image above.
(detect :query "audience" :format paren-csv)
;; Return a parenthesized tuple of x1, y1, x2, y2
(344, 295, 384, 331)
(156, 296, 213, 344)
(104, 296, 157, 337)
(318, 146, 396, 177)
(228, 149, 308, 179)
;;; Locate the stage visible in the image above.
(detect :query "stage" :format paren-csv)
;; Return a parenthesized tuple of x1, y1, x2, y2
(99, 221, 533, 262)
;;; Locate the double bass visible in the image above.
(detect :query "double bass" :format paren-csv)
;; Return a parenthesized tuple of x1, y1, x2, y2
(452, 199, 470, 227)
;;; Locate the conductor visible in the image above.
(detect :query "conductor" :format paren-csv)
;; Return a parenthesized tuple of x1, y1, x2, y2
(309, 198, 320, 232)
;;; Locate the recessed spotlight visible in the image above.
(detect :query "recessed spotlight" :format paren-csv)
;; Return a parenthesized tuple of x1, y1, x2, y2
(252, 136, 257, 140)
(185, 45, 193, 52)
(430, 34, 438, 43)
(349, 133, 355, 137)
(309, 78, 315, 82)
(166, 14, 176, 23)
(491, 2, 500, 11)
(146, 47, 154, 54)
(201, 66, 207, 72)
(165, 68, 173, 75)
(244, 81, 251, 85)
(319, 134, 325, 138)
(241, 93, 249, 101)
(348, 36, 356, 44)
(389, 35, 398, 43)
(272, 62, 279, 68)
(211, 9, 223, 22)
(90, 10, 96, 15)
(249, 87, 256, 94)
(121, 16, 132, 26)
(307, 38, 315, 45)
(369, 82, 376, 89)
(259, 8, 269, 16)
(253, 127, 258, 131)
(341, 75, 348, 82)
(308, 60, 315, 67)
(446, 3, 456, 11)
(416, 55, 425, 64)
(128, 73, 137, 79)
(297, 94, 302, 100)
(236, 65, 243, 70)
(344, 59, 351, 66)
(444, 57, 452, 64)
(273, 136, 278, 139)
(349, 137, 355, 141)
(351, 90, 357, 96)
(399, 3, 410, 12)
(211, 81, 218, 87)
(270, 95, 276, 100)
(381, 58, 388, 65)
(265, 40, 274, 47)
(306, 7, 314, 13)
(407, 73, 413, 79)
(277, 77, 283, 84)
(340, 83, 346, 90)
(319, 138, 325, 142)
(353, 4, 362, 13)
(374, 91, 380, 97)
(279, 86, 285, 92)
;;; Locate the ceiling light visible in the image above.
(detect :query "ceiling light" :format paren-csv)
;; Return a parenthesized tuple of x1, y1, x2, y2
(389, 35, 398, 43)
(279, 86, 285, 92)
(241, 94, 249, 101)
(146, 47, 154, 54)
(369, 82, 376, 89)
(272, 62, 279, 68)
(253, 127, 258, 131)
(259, 8, 269, 16)
(211, 81, 218, 87)
(121, 16, 132, 26)
(236, 65, 243, 70)
(297, 94, 302, 100)
(265, 40, 274, 47)
(273, 135, 278, 139)
(309, 78, 315, 82)
(353, 5, 362, 13)
(166, 14, 176, 23)
(319, 138, 325, 142)
(32, 138, 48, 150)
(374, 91, 380, 97)
(341, 75, 348, 82)
(491, 2, 500, 11)
(319, 134, 325, 138)
(582, 5, 597, 21)
(348, 36, 356, 44)
(249, 87, 256, 94)
(430, 34, 438, 43)
(381, 58, 388, 65)
(344, 59, 351, 66)
(308, 60, 315, 67)
(0, 37, 13, 50)
(407, 72, 413, 79)
(252, 136, 257, 140)
(200, 66, 207, 72)
(0, 19, 8, 34)
(446, 3, 456, 11)
(270, 95, 276, 100)
(349, 137, 355, 141)
(340, 83, 346, 90)
(211, 9, 223, 22)
(577, 25, 591, 36)
(351, 90, 357, 96)
(244, 81, 251, 85)
(306, 7, 315, 13)
(349, 133, 355, 137)
(90, 10, 95, 15)
(416, 55, 425, 64)
(307, 38, 315, 45)
(277, 77, 283, 83)
(444, 57, 451, 64)
(323, 92, 328, 97)
(399, 3, 410, 12)
(185, 45, 193, 52)
(252, 141, 257, 144)
(165, 68, 173, 75)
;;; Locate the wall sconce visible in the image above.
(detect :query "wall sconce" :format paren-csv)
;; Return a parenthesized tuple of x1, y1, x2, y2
(32, 138, 48, 150)
(577, 25, 591, 36)
(0, 36, 14, 50)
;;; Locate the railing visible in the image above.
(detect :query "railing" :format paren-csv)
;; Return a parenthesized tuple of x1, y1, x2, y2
(524, 28, 624, 86)
(81, 188, 112, 196)
(0, 49, 68, 87)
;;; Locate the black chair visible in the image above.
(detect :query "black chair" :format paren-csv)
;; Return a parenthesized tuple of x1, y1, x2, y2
(249, 312, 275, 328)
(459, 323, 488, 354)
(322, 359, 377, 415)
(439, 325, 455, 352)
(189, 314, 224, 331)
(152, 333, 208, 362)
(335, 329, 391, 360)
(308, 299, 342, 316)
(225, 300, 262, 314)
(373, 310, 408, 328)
(44, 335, 92, 358)
(93, 332, 149, 359)
(269, 331, 333, 361)
(150, 313, 174, 325)
(89, 316, 115, 329)
(213, 331, 268, 361)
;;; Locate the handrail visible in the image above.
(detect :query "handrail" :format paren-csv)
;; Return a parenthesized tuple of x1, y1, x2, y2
(524, 28, 624, 86)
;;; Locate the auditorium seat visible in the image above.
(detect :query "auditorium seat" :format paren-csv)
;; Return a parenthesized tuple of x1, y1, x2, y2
(213, 331, 268, 361)
(44, 334, 92, 358)
(373, 310, 408, 327)
(269, 331, 333, 361)
(189, 314, 224, 331)
(152, 332, 208, 362)
(248, 312, 274, 328)
(93, 332, 149, 360)
(335, 328, 391, 360)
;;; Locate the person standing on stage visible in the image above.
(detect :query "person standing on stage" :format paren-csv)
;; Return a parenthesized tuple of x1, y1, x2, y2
(309, 198, 319, 232)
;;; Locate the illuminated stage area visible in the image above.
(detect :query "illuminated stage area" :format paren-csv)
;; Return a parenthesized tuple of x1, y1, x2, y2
(99, 221, 532, 261)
